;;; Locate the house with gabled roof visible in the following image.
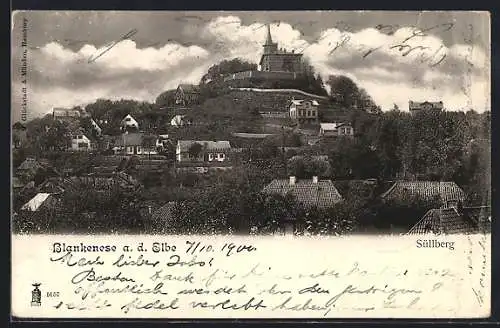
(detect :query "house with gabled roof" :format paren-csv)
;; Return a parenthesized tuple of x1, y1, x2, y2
(52, 107, 82, 121)
(70, 134, 92, 152)
(20, 193, 58, 212)
(90, 118, 102, 136)
(176, 140, 231, 162)
(380, 180, 466, 209)
(409, 100, 444, 114)
(262, 176, 344, 235)
(262, 176, 343, 209)
(170, 115, 192, 127)
(121, 114, 139, 131)
(114, 132, 158, 156)
(15, 157, 60, 183)
(319, 122, 354, 137)
(407, 206, 491, 235)
(175, 84, 200, 106)
(289, 99, 320, 124)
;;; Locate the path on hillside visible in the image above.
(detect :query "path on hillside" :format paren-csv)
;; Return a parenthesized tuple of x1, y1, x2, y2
(228, 87, 329, 100)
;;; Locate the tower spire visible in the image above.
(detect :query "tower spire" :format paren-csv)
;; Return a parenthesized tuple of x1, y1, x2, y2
(265, 23, 273, 45)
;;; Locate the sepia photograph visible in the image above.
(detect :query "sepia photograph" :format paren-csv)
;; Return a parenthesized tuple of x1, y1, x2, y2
(10, 10, 491, 320)
(11, 11, 491, 237)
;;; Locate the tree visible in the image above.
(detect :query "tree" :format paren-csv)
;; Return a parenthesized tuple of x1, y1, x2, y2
(287, 156, 331, 178)
(200, 58, 257, 85)
(287, 156, 306, 178)
(326, 75, 360, 107)
(141, 134, 157, 160)
(306, 157, 332, 178)
(41, 120, 71, 151)
(155, 89, 177, 108)
(188, 142, 203, 160)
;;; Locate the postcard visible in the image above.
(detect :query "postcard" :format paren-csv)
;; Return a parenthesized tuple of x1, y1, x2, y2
(11, 10, 491, 319)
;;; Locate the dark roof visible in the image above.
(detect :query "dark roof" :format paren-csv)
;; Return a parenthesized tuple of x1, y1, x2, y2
(288, 155, 329, 162)
(12, 122, 27, 130)
(408, 206, 491, 235)
(178, 84, 200, 94)
(117, 133, 143, 146)
(17, 158, 43, 171)
(37, 178, 66, 194)
(381, 181, 465, 204)
(262, 178, 343, 208)
(463, 206, 491, 232)
(177, 140, 231, 152)
(409, 101, 444, 110)
(53, 108, 81, 117)
(37, 173, 140, 193)
(232, 133, 275, 139)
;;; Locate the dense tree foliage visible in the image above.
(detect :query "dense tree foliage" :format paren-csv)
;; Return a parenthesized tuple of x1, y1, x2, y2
(13, 188, 144, 234)
(201, 58, 258, 85)
(12, 54, 491, 235)
(326, 75, 380, 113)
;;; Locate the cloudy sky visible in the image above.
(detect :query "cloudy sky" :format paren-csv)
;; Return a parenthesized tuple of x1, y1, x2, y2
(11, 11, 490, 121)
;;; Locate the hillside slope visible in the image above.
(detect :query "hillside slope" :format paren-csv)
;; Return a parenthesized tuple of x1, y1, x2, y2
(226, 88, 330, 113)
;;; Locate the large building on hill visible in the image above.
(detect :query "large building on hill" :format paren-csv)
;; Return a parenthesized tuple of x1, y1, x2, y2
(409, 100, 444, 114)
(289, 99, 319, 124)
(224, 24, 304, 83)
(53, 108, 84, 121)
(175, 84, 200, 106)
(260, 24, 303, 73)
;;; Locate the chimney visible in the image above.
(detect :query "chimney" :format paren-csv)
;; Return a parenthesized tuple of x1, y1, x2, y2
(289, 176, 296, 185)
(312, 176, 318, 184)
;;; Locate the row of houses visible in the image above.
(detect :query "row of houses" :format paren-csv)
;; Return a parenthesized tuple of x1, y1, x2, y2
(14, 150, 489, 236)
(146, 176, 490, 236)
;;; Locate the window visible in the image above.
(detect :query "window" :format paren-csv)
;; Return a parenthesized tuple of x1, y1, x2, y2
(307, 110, 311, 117)
(125, 118, 131, 122)
(208, 153, 214, 161)
(218, 153, 225, 160)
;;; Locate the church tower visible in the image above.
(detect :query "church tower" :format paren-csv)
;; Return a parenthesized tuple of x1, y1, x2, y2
(259, 23, 303, 73)
(263, 24, 278, 54)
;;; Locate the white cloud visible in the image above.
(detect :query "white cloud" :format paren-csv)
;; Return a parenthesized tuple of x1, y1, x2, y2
(12, 39, 213, 120)
(12, 15, 491, 121)
(40, 40, 209, 71)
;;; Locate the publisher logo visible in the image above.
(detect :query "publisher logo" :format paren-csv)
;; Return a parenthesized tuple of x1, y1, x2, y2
(31, 283, 41, 306)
